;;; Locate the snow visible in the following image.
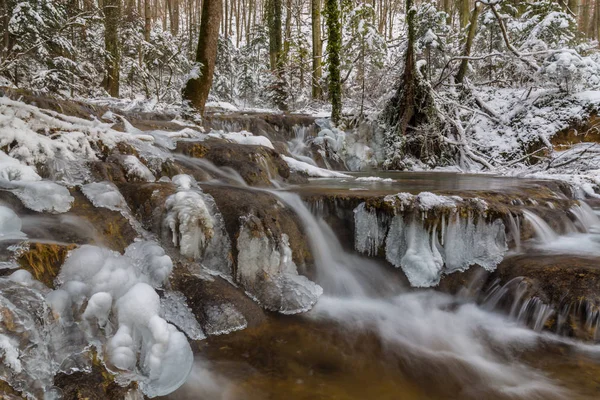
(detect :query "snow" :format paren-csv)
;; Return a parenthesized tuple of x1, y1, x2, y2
(355, 176, 394, 182)
(207, 130, 274, 149)
(281, 155, 351, 178)
(120, 155, 157, 182)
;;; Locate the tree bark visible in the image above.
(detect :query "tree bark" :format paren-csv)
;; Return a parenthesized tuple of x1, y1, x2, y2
(311, 0, 323, 99)
(268, 0, 283, 71)
(324, 0, 342, 123)
(144, 0, 151, 42)
(459, 0, 470, 29)
(455, 1, 481, 84)
(183, 0, 223, 115)
(104, 0, 121, 97)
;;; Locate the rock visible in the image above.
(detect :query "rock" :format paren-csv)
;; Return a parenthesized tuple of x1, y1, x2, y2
(176, 139, 299, 186)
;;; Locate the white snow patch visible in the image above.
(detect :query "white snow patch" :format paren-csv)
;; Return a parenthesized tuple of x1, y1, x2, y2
(281, 155, 351, 178)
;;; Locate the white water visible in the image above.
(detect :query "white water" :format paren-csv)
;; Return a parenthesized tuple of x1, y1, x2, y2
(522, 202, 600, 256)
(273, 190, 588, 399)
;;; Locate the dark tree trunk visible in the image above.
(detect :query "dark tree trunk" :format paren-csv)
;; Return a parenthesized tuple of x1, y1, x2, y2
(183, 0, 222, 115)
(104, 0, 121, 97)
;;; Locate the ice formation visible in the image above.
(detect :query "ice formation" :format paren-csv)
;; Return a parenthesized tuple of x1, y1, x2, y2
(203, 303, 248, 336)
(160, 291, 206, 340)
(81, 181, 129, 212)
(120, 155, 156, 182)
(354, 194, 507, 287)
(54, 241, 193, 397)
(164, 175, 231, 274)
(281, 155, 351, 178)
(236, 216, 322, 314)
(0, 206, 26, 241)
(0, 271, 58, 399)
(208, 130, 275, 149)
(0, 180, 73, 213)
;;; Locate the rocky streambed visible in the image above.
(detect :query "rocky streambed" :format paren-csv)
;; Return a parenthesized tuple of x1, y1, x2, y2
(0, 93, 600, 399)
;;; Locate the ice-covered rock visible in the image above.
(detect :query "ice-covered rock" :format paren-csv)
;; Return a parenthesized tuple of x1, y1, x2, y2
(0, 180, 73, 213)
(0, 206, 26, 241)
(354, 194, 507, 287)
(81, 181, 129, 212)
(161, 291, 205, 340)
(281, 155, 351, 178)
(56, 241, 193, 397)
(164, 175, 231, 275)
(203, 303, 247, 336)
(236, 215, 322, 314)
(0, 151, 41, 181)
(120, 155, 156, 182)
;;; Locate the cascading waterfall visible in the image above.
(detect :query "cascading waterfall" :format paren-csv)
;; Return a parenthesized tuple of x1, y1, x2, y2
(271, 190, 579, 399)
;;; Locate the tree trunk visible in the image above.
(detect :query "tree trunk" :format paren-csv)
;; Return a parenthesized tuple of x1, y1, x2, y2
(324, 0, 341, 123)
(144, 0, 151, 42)
(443, 0, 451, 25)
(183, 0, 222, 115)
(383, 0, 437, 147)
(456, 1, 481, 84)
(311, 0, 323, 99)
(459, 0, 470, 29)
(268, 0, 283, 71)
(581, 0, 590, 35)
(104, 0, 121, 97)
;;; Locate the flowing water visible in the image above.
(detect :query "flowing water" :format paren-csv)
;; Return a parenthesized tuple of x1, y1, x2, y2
(162, 173, 600, 400)
(3, 150, 600, 398)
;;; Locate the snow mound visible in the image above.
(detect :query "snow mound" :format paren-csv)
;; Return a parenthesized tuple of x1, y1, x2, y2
(281, 155, 351, 178)
(208, 130, 274, 149)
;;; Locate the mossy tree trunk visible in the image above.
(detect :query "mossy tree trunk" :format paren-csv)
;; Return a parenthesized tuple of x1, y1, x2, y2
(104, 0, 121, 97)
(183, 0, 222, 115)
(455, 1, 481, 84)
(311, 0, 323, 99)
(382, 0, 440, 167)
(459, 0, 470, 29)
(324, 0, 342, 124)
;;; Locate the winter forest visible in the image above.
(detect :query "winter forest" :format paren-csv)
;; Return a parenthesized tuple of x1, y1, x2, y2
(4, 0, 600, 399)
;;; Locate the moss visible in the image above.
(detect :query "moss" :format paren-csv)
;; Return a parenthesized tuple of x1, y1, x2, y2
(17, 243, 77, 288)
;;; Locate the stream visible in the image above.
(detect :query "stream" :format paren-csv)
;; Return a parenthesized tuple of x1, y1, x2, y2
(1, 105, 600, 399)
(160, 172, 600, 400)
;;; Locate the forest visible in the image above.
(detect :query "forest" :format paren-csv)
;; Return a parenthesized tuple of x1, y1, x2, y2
(3, 0, 600, 180)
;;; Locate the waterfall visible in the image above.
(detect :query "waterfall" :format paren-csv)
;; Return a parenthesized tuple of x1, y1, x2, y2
(522, 210, 558, 243)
